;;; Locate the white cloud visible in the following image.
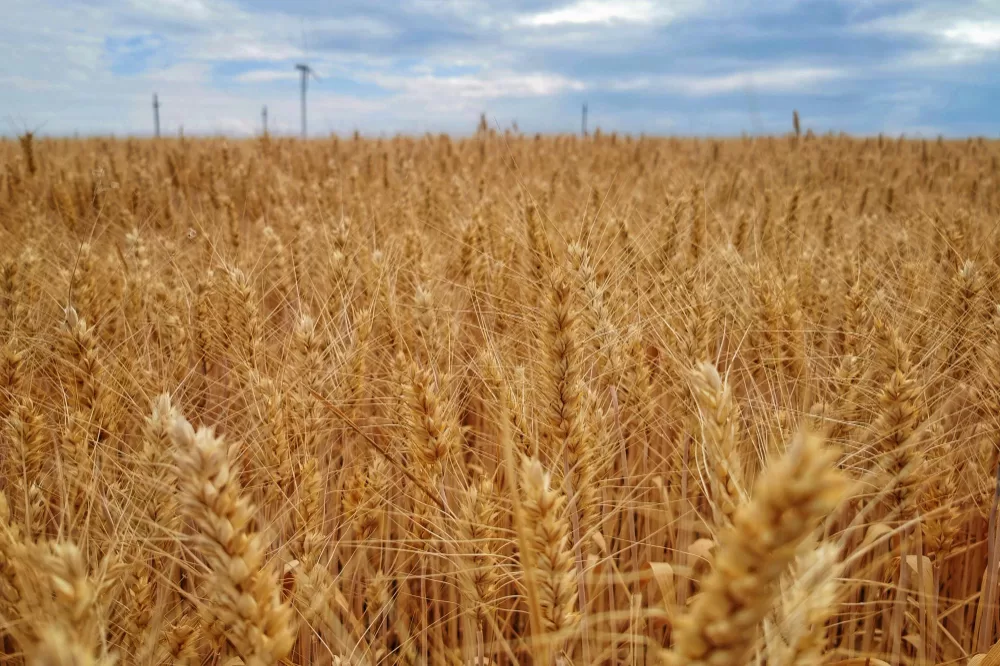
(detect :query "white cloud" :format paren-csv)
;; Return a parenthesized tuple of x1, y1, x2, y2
(235, 70, 301, 83)
(518, 0, 671, 27)
(112, 1, 393, 64)
(857, 7, 1000, 65)
(144, 62, 213, 85)
(613, 66, 848, 96)
(0, 76, 63, 93)
(371, 70, 586, 99)
(689, 67, 847, 95)
(942, 21, 1000, 50)
(124, 0, 219, 23)
(190, 34, 304, 62)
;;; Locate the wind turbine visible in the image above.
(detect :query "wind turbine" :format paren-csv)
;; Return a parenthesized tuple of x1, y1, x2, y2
(295, 63, 318, 139)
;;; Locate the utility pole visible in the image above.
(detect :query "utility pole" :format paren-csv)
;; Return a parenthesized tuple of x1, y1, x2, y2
(295, 63, 312, 139)
(262, 105, 268, 135)
(153, 93, 160, 138)
(582, 102, 588, 137)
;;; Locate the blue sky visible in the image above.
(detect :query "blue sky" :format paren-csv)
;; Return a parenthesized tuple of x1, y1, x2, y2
(1, 0, 999, 137)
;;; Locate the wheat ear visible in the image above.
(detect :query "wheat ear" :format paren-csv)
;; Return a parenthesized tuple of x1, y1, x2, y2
(170, 413, 295, 666)
(663, 430, 847, 666)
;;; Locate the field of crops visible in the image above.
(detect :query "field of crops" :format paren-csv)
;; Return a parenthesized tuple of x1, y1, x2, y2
(0, 130, 998, 666)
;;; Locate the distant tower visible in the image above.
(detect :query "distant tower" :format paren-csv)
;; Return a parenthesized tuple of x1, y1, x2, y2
(262, 105, 268, 135)
(153, 94, 160, 138)
(295, 63, 314, 139)
(582, 102, 588, 137)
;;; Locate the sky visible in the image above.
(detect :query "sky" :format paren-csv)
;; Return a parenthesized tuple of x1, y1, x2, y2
(1, 0, 999, 137)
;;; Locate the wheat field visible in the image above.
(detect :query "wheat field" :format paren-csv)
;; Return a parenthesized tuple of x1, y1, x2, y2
(0, 129, 998, 666)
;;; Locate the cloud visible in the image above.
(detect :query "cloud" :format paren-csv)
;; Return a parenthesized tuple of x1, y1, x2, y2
(856, 4, 1000, 65)
(517, 0, 673, 27)
(3, 0, 999, 136)
(0, 76, 63, 93)
(189, 35, 304, 62)
(613, 67, 849, 96)
(942, 21, 1000, 51)
(145, 62, 213, 84)
(683, 67, 848, 95)
(235, 69, 301, 83)
(123, 0, 219, 24)
(371, 70, 586, 100)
